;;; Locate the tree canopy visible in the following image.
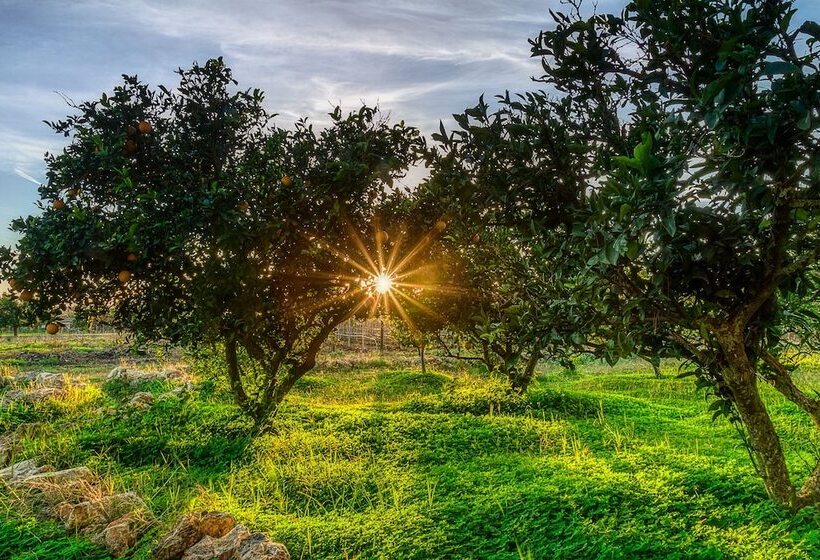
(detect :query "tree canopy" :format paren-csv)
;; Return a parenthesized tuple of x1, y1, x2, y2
(431, 0, 820, 510)
(1, 59, 425, 423)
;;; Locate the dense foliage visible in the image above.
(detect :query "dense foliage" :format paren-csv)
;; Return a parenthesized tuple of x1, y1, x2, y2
(431, 0, 820, 509)
(0, 59, 424, 422)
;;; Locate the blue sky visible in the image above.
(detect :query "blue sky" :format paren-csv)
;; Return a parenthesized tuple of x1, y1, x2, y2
(1, 0, 819, 247)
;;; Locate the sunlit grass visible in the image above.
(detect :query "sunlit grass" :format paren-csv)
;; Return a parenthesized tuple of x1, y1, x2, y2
(1, 338, 819, 559)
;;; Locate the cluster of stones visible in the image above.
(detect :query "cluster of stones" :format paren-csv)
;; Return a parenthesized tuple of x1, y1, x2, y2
(0, 458, 151, 556)
(0, 366, 291, 558)
(106, 366, 194, 410)
(152, 511, 290, 560)
(0, 370, 78, 405)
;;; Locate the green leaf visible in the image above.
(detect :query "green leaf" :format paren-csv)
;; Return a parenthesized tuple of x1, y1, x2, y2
(762, 61, 801, 76)
(799, 20, 820, 41)
(662, 212, 676, 236)
(797, 113, 812, 131)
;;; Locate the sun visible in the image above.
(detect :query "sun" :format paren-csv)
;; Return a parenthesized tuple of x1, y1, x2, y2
(373, 272, 393, 294)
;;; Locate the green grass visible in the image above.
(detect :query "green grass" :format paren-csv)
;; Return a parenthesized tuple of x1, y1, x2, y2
(0, 342, 819, 559)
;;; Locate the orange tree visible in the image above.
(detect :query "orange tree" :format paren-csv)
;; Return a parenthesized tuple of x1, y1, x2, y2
(372, 190, 468, 375)
(411, 171, 579, 393)
(432, 0, 820, 509)
(0, 59, 424, 424)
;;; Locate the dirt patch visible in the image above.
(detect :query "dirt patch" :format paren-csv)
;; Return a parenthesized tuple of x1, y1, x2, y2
(0, 346, 182, 366)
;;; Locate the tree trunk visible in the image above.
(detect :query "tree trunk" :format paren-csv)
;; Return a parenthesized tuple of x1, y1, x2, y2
(224, 340, 250, 413)
(717, 326, 797, 509)
(509, 344, 541, 393)
(481, 340, 493, 372)
(418, 344, 427, 374)
(12, 325, 18, 337)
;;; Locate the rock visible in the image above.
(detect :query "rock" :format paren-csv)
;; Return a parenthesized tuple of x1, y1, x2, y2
(159, 368, 186, 381)
(107, 366, 187, 386)
(12, 465, 97, 507)
(152, 511, 237, 560)
(0, 433, 21, 467)
(57, 492, 145, 532)
(152, 513, 204, 560)
(0, 458, 47, 482)
(12, 466, 94, 488)
(99, 510, 152, 557)
(235, 533, 291, 560)
(129, 392, 155, 410)
(199, 511, 236, 538)
(15, 422, 45, 437)
(181, 525, 250, 560)
(16, 371, 66, 388)
(3, 387, 64, 404)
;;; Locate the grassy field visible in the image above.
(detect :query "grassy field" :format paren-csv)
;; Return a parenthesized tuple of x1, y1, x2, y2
(1, 335, 819, 559)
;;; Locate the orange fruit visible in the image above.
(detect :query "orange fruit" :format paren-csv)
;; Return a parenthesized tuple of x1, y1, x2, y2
(52, 199, 66, 210)
(67, 188, 80, 198)
(7, 279, 19, 290)
(238, 201, 250, 212)
(126, 125, 137, 136)
(118, 270, 132, 284)
(137, 121, 152, 134)
(124, 139, 137, 155)
(19, 290, 34, 302)
(435, 220, 447, 232)
(126, 253, 138, 262)
(46, 322, 60, 335)
(375, 230, 389, 243)
(472, 233, 480, 243)
(281, 175, 293, 187)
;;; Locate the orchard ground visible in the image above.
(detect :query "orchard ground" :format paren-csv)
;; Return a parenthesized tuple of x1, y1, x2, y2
(0, 333, 819, 559)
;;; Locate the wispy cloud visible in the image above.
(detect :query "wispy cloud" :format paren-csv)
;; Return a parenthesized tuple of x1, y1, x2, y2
(13, 168, 43, 186)
(1, 0, 818, 248)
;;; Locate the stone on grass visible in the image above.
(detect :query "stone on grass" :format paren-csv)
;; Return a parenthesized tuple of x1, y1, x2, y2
(16, 371, 66, 388)
(0, 458, 47, 482)
(3, 387, 64, 405)
(12, 466, 94, 488)
(181, 525, 250, 560)
(152, 511, 238, 560)
(57, 492, 145, 533)
(129, 392, 155, 410)
(27, 477, 100, 507)
(199, 511, 236, 538)
(107, 367, 187, 386)
(152, 513, 204, 560)
(235, 533, 291, 560)
(99, 510, 152, 557)
(0, 433, 21, 467)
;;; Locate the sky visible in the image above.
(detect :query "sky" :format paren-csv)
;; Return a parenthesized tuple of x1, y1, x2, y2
(1, 0, 819, 247)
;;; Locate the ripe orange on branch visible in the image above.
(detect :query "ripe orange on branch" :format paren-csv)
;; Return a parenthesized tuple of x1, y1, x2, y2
(7, 279, 19, 290)
(52, 199, 66, 210)
(126, 253, 139, 262)
(280, 175, 293, 187)
(435, 220, 447, 232)
(375, 230, 389, 243)
(137, 121, 153, 134)
(124, 139, 138, 155)
(118, 270, 132, 284)
(19, 290, 34, 302)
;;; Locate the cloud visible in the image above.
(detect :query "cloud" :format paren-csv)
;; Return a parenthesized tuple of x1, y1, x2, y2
(13, 168, 43, 186)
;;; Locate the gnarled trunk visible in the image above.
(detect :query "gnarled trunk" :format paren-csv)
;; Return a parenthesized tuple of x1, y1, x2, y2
(508, 343, 541, 394)
(418, 344, 427, 374)
(716, 325, 797, 509)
